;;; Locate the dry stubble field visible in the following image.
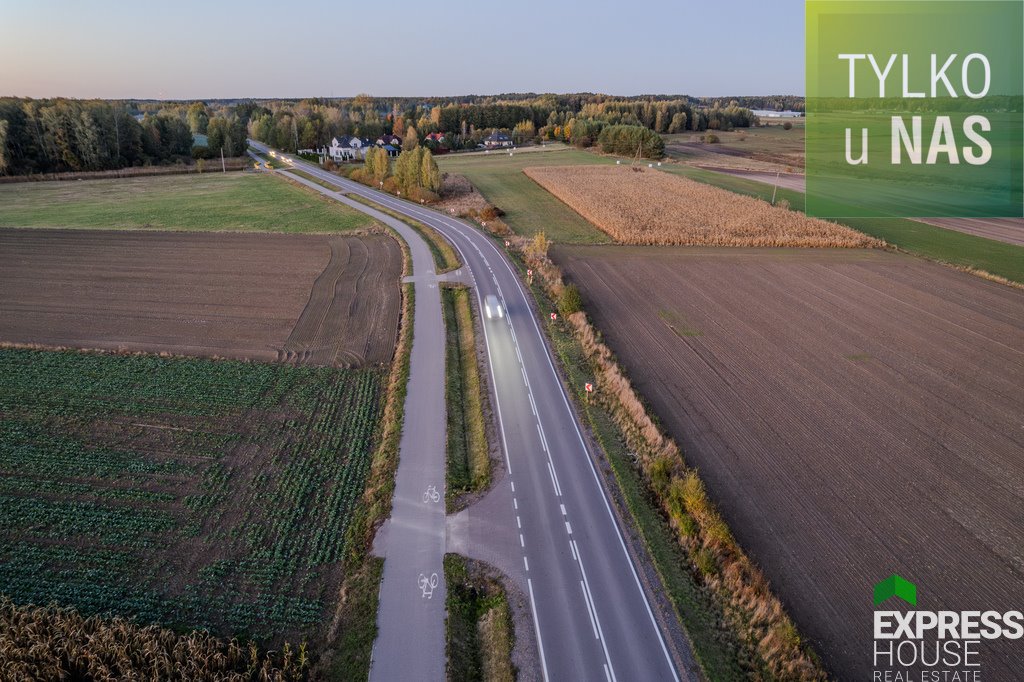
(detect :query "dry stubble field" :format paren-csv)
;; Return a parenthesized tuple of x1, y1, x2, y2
(524, 165, 877, 248)
(0, 228, 402, 367)
(552, 245, 1024, 681)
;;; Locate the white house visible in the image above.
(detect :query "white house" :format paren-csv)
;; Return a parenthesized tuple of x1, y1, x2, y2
(327, 135, 370, 161)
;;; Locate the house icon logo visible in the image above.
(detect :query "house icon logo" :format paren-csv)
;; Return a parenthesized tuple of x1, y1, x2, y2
(873, 574, 917, 608)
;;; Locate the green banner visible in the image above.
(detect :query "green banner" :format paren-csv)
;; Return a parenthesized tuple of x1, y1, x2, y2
(806, 0, 1023, 217)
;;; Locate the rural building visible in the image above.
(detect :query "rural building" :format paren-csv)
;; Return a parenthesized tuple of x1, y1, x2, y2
(376, 134, 402, 148)
(423, 132, 450, 154)
(484, 131, 513, 148)
(327, 135, 370, 161)
(381, 144, 399, 157)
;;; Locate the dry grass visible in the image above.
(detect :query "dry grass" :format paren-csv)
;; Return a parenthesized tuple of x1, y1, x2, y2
(523, 165, 879, 248)
(0, 598, 305, 680)
(438, 172, 492, 216)
(478, 599, 515, 682)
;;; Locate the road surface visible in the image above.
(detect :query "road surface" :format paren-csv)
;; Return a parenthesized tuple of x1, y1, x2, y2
(248, 141, 683, 681)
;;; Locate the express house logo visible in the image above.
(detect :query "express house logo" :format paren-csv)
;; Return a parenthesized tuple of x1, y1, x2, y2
(872, 574, 1022, 680)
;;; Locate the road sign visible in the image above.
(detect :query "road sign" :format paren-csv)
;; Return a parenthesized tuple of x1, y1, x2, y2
(504, 240, 510, 247)
(585, 383, 594, 393)
(550, 312, 557, 321)
(527, 269, 533, 277)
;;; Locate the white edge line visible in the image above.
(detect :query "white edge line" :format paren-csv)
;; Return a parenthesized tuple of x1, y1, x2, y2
(527, 579, 551, 682)
(580, 580, 600, 639)
(577, 548, 618, 682)
(546, 461, 561, 497)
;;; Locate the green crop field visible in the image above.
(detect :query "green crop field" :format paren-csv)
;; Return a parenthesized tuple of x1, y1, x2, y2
(0, 347, 385, 644)
(661, 165, 1024, 284)
(0, 172, 374, 233)
(438, 146, 615, 243)
(664, 121, 805, 164)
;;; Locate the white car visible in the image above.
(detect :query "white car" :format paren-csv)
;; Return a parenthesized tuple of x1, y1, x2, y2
(484, 294, 504, 319)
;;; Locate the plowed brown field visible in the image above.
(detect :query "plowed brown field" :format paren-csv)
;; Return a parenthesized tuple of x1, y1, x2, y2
(0, 228, 401, 367)
(553, 244, 1024, 681)
(524, 165, 877, 248)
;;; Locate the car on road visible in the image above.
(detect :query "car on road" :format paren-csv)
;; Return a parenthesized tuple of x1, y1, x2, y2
(484, 294, 504, 319)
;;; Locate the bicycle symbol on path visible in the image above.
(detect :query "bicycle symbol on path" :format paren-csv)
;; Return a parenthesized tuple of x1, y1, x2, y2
(423, 485, 440, 504)
(418, 572, 439, 599)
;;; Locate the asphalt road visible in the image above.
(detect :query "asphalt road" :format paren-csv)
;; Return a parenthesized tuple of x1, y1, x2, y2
(248, 142, 682, 681)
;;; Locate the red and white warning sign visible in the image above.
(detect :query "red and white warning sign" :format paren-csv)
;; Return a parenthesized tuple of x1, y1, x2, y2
(527, 269, 533, 277)
(585, 383, 594, 393)
(550, 312, 557, 321)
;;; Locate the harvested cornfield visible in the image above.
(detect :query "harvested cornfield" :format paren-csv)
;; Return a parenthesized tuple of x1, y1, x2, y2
(0, 598, 305, 680)
(524, 165, 879, 248)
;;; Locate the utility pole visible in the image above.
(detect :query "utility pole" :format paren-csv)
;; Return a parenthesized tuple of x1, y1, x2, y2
(221, 146, 226, 173)
(771, 171, 779, 205)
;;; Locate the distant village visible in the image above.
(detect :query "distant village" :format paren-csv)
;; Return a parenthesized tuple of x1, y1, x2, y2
(316, 130, 513, 163)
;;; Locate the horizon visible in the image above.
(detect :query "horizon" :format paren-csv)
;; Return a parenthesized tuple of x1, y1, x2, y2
(0, 92, 806, 102)
(0, 0, 806, 100)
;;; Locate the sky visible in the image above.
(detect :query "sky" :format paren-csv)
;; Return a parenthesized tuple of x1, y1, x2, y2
(0, 0, 805, 100)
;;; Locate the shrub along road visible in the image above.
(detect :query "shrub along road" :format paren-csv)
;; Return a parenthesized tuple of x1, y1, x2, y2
(248, 140, 686, 681)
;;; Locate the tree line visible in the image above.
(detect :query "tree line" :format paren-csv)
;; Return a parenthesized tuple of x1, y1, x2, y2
(244, 93, 768, 156)
(0, 98, 251, 175)
(0, 92, 780, 175)
(349, 143, 441, 202)
(596, 125, 665, 158)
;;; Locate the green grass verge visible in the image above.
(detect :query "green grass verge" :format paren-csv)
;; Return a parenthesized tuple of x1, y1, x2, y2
(441, 285, 490, 509)
(286, 168, 342, 191)
(344, 193, 462, 273)
(322, 558, 384, 681)
(438, 147, 615, 243)
(443, 554, 515, 682)
(0, 172, 374, 233)
(661, 165, 1024, 284)
(507, 248, 748, 680)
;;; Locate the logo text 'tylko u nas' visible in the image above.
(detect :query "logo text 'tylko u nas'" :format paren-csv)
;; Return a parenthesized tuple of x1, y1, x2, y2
(872, 574, 1022, 680)
(840, 53, 991, 167)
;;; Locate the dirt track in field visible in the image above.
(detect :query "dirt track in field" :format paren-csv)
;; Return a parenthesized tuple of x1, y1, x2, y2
(0, 228, 402, 367)
(553, 245, 1024, 681)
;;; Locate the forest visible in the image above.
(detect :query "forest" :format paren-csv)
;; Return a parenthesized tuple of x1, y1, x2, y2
(0, 99, 247, 176)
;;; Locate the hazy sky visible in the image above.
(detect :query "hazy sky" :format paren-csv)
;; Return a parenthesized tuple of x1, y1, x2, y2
(0, 0, 805, 99)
